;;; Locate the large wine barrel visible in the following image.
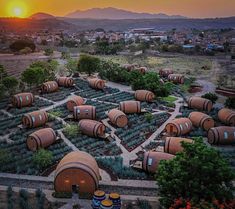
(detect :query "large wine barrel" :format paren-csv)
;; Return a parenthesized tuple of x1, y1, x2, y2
(168, 74, 185, 84)
(27, 128, 56, 151)
(135, 67, 147, 74)
(159, 68, 174, 77)
(66, 96, 85, 112)
(57, 77, 74, 87)
(12, 92, 34, 108)
(78, 119, 105, 138)
(92, 190, 106, 209)
(218, 108, 235, 126)
(188, 96, 213, 112)
(143, 151, 174, 174)
(135, 90, 155, 102)
(22, 110, 48, 128)
(100, 200, 113, 209)
(119, 101, 141, 114)
(164, 137, 193, 155)
(74, 105, 96, 120)
(189, 111, 215, 131)
(165, 118, 192, 136)
(207, 126, 235, 145)
(122, 64, 135, 71)
(109, 193, 121, 209)
(54, 151, 100, 197)
(108, 109, 128, 128)
(41, 81, 59, 93)
(88, 78, 105, 90)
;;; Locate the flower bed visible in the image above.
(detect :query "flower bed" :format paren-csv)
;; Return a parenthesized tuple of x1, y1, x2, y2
(0, 116, 21, 136)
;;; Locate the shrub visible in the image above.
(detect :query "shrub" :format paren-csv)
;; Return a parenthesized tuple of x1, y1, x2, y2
(78, 54, 100, 75)
(2, 76, 18, 94)
(225, 97, 235, 109)
(44, 48, 54, 56)
(202, 92, 218, 104)
(156, 137, 234, 208)
(21, 67, 45, 87)
(144, 113, 153, 123)
(10, 40, 36, 52)
(33, 149, 53, 170)
(63, 125, 80, 138)
(0, 149, 11, 166)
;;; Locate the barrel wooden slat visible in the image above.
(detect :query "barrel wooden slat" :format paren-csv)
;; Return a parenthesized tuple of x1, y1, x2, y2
(188, 96, 213, 112)
(78, 119, 105, 138)
(165, 118, 192, 136)
(164, 137, 193, 155)
(119, 101, 141, 114)
(189, 111, 215, 131)
(143, 151, 174, 174)
(67, 96, 85, 112)
(12, 93, 34, 108)
(57, 77, 74, 87)
(168, 74, 185, 84)
(27, 128, 56, 151)
(108, 109, 128, 128)
(41, 81, 59, 93)
(135, 90, 155, 102)
(218, 108, 235, 126)
(88, 78, 105, 90)
(74, 105, 96, 120)
(207, 126, 235, 145)
(54, 151, 100, 197)
(22, 110, 48, 128)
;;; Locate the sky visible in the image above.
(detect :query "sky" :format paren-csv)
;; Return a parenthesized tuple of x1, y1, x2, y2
(0, 0, 235, 18)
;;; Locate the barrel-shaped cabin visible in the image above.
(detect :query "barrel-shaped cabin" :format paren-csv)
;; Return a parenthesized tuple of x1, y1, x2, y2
(88, 78, 105, 90)
(27, 128, 56, 151)
(12, 92, 34, 108)
(57, 77, 74, 87)
(159, 68, 174, 77)
(22, 110, 48, 128)
(78, 119, 105, 138)
(164, 137, 193, 155)
(165, 118, 192, 136)
(207, 126, 235, 145)
(188, 96, 213, 112)
(108, 109, 128, 128)
(189, 111, 215, 131)
(135, 67, 147, 74)
(218, 108, 235, 126)
(168, 74, 185, 84)
(135, 90, 155, 102)
(66, 96, 85, 112)
(74, 105, 96, 120)
(41, 81, 59, 93)
(119, 101, 141, 114)
(142, 151, 174, 174)
(54, 151, 100, 197)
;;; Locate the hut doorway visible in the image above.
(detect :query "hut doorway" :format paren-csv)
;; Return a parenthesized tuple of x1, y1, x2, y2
(170, 125, 174, 134)
(72, 185, 79, 194)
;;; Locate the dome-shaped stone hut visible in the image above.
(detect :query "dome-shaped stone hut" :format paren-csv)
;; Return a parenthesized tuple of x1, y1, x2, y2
(135, 90, 155, 102)
(165, 118, 192, 136)
(108, 109, 128, 128)
(22, 110, 48, 128)
(12, 92, 34, 108)
(66, 96, 85, 112)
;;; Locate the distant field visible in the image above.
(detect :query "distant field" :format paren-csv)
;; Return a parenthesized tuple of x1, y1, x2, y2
(98, 55, 213, 77)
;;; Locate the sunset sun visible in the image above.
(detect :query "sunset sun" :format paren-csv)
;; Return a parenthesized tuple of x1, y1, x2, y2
(7, 1, 28, 18)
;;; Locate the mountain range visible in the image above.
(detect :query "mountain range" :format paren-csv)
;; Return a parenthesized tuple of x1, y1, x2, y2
(65, 7, 187, 19)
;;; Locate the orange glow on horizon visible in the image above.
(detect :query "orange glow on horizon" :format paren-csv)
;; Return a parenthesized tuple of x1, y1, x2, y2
(7, 1, 28, 18)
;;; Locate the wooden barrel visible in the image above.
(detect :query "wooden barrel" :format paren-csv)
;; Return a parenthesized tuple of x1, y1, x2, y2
(207, 126, 235, 145)
(122, 64, 135, 71)
(12, 92, 34, 108)
(57, 77, 74, 87)
(41, 81, 59, 93)
(168, 74, 185, 84)
(100, 200, 113, 209)
(22, 110, 48, 128)
(218, 108, 235, 126)
(27, 128, 56, 151)
(143, 151, 174, 174)
(164, 137, 193, 155)
(92, 190, 106, 209)
(108, 109, 128, 128)
(66, 96, 85, 112)
(189, 111, 215, 131)
(165, 118, 192, 136)
(54, 151, 100, 197)
(159, 68, 174, 77)
(109, 193, 121, 209)
(78, 119, 105, 138)
(119, 101, 141, 114)
(135, 67, 147, 74)
(88, 78, 105, 90)
(188, 96, 213, 112)
(135, 90, 155, 102)
(74, 105, 96, 120)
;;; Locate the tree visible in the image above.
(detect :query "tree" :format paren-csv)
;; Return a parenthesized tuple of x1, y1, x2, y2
(66, 58, 78, 74)
(21, 67, 45, 87)
(2, 76, 18, 94)
(156, 138, 234, 208)
(225, 97, 235, 109)
(33, 149, 53, 170)
(202, 92, 218, 104)
(78, 54, 100, 75)
(10, 40, 36, 52)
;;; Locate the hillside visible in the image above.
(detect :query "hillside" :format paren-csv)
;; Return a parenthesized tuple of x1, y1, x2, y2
(29, 12, 55, 20)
